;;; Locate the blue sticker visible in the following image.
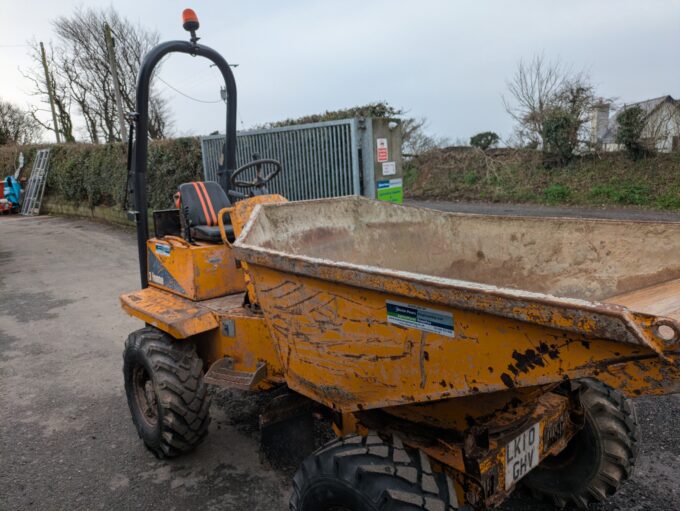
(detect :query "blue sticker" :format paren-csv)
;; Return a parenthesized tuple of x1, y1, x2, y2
(155, 243, 171, 257)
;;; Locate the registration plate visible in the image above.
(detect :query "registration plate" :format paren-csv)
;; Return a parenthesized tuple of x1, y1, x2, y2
(505, 422, 541, 490)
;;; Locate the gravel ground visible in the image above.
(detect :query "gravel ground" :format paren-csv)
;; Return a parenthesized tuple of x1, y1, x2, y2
(1, 213, 678, 510)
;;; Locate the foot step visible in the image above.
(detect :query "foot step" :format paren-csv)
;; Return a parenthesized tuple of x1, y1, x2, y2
(204, 357, 267, 390)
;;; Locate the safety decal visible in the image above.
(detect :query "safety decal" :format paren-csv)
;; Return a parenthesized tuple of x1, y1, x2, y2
(155, 243, 171, 257)
(147, 248, 187, 295)
(376, 138, 389, 162)
(386, 300, 454, 337)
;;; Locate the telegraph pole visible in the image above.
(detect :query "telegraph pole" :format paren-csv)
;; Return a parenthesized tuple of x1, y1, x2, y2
(103, 22, 128, 140)
(39, 41, 61, 143)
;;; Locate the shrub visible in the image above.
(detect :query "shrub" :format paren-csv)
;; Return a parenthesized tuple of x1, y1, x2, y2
(541, 109, 579, 165)
(469, 131, 500, 150)
(402, 161, 419, 189)
(543, 184, 571, 204)
(259, 102, 401, 128)
(589, 182, 650, 205)
(463, 171, 478, 186)
(615, 106, 650, 159)
(655, 193, 680, 210)
(588, 184, 615, 201)
(611, 183, 650, 205)
(30, 138, 204, 211)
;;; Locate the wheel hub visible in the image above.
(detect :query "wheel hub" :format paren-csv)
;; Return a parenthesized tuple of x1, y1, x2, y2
(133, 365, 158, 427)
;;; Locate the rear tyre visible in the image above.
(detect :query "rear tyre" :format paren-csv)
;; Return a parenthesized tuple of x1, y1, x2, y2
(290, 432, 458, 511)
(523, 379, 639, 509)
(123, 326, 211, 458)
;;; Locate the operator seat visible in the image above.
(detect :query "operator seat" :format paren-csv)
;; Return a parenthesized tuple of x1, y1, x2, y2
(178, 181, 235, 243)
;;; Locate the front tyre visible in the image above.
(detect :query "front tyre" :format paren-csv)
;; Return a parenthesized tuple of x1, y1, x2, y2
(290, 432, 458, 511)
(523, 379, 640, 509)
(123, 326, 211, 458)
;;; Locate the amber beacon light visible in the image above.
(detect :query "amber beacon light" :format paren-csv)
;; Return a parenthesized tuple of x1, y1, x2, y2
(182, 9, 199, 31)
(182, 8, 200, 44)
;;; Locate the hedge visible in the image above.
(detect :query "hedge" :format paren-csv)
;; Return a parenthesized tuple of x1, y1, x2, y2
(0, 137, 204, 211)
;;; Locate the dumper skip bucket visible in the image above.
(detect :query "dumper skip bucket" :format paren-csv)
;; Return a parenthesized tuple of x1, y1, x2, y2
(232, 197, 680, 411)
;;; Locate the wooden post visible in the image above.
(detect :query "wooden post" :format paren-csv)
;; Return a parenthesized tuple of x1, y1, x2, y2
(39, 42, 61, 143)
(103, 22, 128, 140)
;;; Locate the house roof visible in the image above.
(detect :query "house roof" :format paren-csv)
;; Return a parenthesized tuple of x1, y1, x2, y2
(602, 95, 677, 143)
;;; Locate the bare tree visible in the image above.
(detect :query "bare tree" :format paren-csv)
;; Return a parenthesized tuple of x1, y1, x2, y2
(401, 117, 450, 155)
(22, 41, 76, 142)
(149, 94, 172, 140)
(24, 7, 171, 143)
(0, 99, 42, 145)
(503, 54, 596, 149)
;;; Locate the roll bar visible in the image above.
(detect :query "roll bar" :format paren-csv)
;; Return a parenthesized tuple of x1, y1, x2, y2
(130, 35, 237, 288)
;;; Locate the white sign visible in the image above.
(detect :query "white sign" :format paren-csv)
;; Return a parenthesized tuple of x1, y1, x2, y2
(505, 422, 541, 490)
(382, 161, 396, 176)
(376, 138, 388, 162)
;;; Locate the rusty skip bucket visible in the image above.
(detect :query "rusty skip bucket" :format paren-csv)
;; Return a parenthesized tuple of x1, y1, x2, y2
(232, 196, 680, 412)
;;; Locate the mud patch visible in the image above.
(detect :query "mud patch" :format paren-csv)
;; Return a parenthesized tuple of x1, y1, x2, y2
(0, 249, 14, 264)
(0, 341, 54, 362)
(0, 329, 20, 348)
(211, 387, 334, 473)
(0, 290, 76, 323)
(211, 388, 273, 435)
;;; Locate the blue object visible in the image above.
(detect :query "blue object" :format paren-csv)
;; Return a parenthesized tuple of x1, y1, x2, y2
(3, 176, 21, 207)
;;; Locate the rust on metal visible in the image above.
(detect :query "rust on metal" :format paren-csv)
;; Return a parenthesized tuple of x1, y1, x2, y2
(120, 286, 225, 338)
(228, 197, 679, 411)
(146, 237, 245, 301)
(358, 390, 577, 508)
(119, 192, 680, 509)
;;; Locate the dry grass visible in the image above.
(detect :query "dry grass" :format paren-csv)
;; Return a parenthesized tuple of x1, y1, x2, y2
(405, 147, 680, 210)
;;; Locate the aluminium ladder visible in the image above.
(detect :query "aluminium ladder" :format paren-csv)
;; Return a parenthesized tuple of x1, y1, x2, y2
(20, 149, 51, 216)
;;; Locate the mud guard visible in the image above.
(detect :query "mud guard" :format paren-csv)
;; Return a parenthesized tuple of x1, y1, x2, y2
(120, 287, 219, 338)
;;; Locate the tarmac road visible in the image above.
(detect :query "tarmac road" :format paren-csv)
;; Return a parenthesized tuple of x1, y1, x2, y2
(1, 212, 679, 511)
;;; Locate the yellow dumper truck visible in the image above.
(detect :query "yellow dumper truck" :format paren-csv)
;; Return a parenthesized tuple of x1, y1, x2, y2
(120, 11, 680, 510)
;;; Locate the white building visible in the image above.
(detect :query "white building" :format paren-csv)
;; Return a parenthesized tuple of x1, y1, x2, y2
(591, 95, 680, 152)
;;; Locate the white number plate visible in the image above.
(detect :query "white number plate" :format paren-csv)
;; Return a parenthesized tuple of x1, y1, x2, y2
(504, 422, 541, 490)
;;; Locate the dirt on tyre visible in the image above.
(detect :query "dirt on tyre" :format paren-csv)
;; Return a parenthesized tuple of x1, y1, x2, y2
(290, 432, 458, 511)
(123, 326, 211, 458)
(523, 378, 640, 509)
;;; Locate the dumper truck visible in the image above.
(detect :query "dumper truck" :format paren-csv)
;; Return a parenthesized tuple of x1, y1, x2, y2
(120, 10, 680, 510)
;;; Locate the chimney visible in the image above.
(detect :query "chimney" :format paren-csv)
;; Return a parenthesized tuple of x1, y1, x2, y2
(590, 101, 610, 147)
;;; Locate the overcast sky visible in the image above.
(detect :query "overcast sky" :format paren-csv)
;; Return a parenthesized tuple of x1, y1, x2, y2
(1, 0, 678, 143)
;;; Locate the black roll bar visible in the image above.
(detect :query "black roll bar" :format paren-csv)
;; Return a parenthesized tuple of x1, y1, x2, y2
(132, 40, 237, 288)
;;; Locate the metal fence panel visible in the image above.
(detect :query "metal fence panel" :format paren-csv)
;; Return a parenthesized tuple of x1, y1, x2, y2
(201, 118, 361, 200)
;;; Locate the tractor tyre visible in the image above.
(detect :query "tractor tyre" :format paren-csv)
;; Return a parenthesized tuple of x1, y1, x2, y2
(290, 432, 458, 511)
(123, 326, 211, 458)
(523, 378, 639, 509)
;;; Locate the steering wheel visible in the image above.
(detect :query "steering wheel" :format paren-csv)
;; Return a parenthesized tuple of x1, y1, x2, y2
(229, 156, 282, 189)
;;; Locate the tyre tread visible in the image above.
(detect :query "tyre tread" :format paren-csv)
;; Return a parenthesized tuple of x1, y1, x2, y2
(290, 432, 457, 510)
(123, 327, 210, 458)
(524, 378, 640, 509)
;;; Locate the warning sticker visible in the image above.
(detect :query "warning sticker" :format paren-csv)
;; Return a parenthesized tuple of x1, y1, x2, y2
(376, 138, 389, 162)
(386, 300, 454, 337)
(149, 272, 165, 286)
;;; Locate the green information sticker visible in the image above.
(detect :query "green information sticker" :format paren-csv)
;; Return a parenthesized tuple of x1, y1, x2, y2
(377, 178, 403, 204)
(386, 300, 454, 337)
